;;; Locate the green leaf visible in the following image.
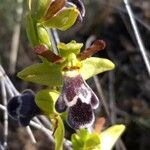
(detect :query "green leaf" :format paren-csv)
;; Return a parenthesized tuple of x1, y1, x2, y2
(54, 116, 64, 150)
(57, 40, 83, 57)
(30, 0, 52, 20)
(35, 89, 59, 115)
(42, 7, 79, 31)
(80, 57, 115, 80)
(17, 63, 63, 86)
(101, 124, 125, 150)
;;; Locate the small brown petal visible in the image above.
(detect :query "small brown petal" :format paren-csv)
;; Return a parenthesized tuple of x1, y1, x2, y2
(44, 0, 66, 20)
(77, 40, 106, 60)
(34, 45, 64, 64)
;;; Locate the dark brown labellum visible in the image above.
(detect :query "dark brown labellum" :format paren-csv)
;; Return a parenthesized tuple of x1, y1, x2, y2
(55, 73, 99, 129)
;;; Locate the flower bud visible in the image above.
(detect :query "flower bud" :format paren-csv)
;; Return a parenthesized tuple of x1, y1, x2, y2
(26, 13, 51, 48)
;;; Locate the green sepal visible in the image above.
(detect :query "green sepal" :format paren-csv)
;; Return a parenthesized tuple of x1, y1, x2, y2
(101, 124, 125, 150)
(30, 0, 52, 20)
(57, 40, 83, 57)
(35, 89, 59, 115)
(71, 129, 100, 150)
(53, 116, 64, 150)
(37, 25, 51, 48)
(80, 57, 115, 80)
(17, 62, 63, 86)
(42, 7, 79, 31)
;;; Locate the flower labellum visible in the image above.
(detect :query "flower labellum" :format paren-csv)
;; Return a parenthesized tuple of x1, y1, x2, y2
(55, 70, 99, 129)
(7, 89, 41, 127)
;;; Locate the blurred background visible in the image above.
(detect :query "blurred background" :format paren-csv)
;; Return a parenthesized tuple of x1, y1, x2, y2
(0, 0, 150, 149)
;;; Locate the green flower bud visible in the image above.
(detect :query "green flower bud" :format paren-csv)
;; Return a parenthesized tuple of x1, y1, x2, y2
(37, 25, 51, 48)
(26, 13, 51, 48)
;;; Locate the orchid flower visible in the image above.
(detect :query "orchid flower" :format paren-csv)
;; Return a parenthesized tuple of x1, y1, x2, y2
(7, 89, 41, 126)
(18, 40, 114, 129)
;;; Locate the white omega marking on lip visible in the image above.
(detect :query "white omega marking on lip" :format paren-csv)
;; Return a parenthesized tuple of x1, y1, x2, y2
(63, 84, 92, 107)
(64, 94, 78, 107)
